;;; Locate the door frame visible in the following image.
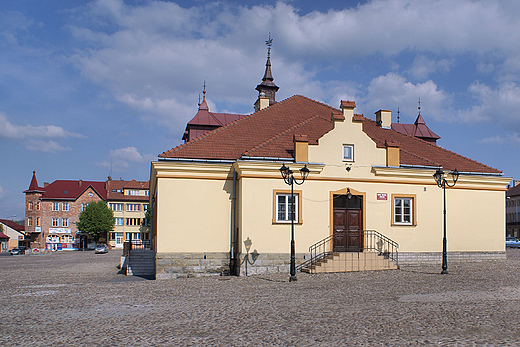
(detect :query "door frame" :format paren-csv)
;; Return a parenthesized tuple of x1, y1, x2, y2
(330, 187, 366, 251)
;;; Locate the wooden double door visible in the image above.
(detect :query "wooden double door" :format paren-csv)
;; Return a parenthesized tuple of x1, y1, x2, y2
(333, 194, 363, 252)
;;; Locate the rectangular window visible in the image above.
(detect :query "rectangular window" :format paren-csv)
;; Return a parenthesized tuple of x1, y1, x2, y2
(132, 232, 140, 240)
(126, 190, 139, 196)
(126, 204, 140, 212)
(145, 190, 149, 196)
(28, 201, 33, 211)
(37, 201, 41, 210)
(143, 204, 148, 212)
(62, 218, 69, 227)
(126, 218, 140, 226)
(342, 144, 354, 162)
(62, 202, 69, 211)
(392, 195, 416, 226)
(52, 218, 59, 227)
(36, 217, 41, 226)
(115, 218, 124, 226)
(109, 203, 124, 211)
(52, 202, 59, 211)
(273, 190, 302, 224)
(82, 203, 88, 211)
(109, 232, 116, 241)
(27, 217, 33, 226)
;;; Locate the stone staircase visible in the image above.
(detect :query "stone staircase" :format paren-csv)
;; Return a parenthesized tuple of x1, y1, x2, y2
(301, 251, 398, 274)
(127, 249, 156, 279)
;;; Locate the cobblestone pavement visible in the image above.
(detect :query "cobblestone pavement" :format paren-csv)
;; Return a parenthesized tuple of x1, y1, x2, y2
(2, 250, 520, 346)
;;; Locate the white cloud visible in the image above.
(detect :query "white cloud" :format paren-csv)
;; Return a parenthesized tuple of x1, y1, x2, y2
(459, 81, 520, 130)
(63, 1, 520, 132)
(361, 72, 452, 122)
(0, 113, 84, 152)
(478, 133, 520, 144)
(407, 55, 454, 80)
(96, 146, 156, 172)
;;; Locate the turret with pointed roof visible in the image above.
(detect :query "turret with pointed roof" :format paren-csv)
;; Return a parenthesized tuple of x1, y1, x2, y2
(255, 33, 279, 106)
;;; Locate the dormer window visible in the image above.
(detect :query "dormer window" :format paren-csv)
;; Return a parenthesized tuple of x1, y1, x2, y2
(343, 144, 354, 162)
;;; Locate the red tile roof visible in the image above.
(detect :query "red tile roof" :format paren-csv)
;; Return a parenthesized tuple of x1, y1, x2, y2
(39, 180, 108, 200)
(0, 219, 25, 232)
(24, 171, 45, 193)
(392, 114, 440, 142)
(160, 95, 501, 174)
(0, 231, 9, 239)
(507, 184, 520, 197)
(107, 179, 149, 201)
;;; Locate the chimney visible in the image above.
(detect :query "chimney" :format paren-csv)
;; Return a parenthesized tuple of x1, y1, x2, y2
(254, 92, 270, 112)
(293, 134, 309, 162)
(385, 140, 400, 167)
(375, 110, 392, 129)
(339, 100, 356, 121)
(79, 180, 82, 187)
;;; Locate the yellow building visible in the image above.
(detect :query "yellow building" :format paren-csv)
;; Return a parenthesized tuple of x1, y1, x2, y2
(106, 178, 150, 249)
(150, 93, 510, 279)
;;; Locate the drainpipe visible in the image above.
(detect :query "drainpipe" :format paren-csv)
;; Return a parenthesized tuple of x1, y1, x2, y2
(230, 169, 238, 275)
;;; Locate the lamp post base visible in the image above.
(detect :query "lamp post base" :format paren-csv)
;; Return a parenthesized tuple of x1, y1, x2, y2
(289, 275, 297, 282)
(440, 269, 448, 275)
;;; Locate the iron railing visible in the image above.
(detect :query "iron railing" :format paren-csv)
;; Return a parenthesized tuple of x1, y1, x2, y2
(296, 230, 399, 272)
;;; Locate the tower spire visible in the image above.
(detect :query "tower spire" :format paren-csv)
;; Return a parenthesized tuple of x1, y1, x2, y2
(256, 32, 279, 106)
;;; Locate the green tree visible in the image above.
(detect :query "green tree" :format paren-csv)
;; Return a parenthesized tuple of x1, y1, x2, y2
(0, 223, 3, 234)
(144, 204, 151, 227)
(77, 201, 115, 242)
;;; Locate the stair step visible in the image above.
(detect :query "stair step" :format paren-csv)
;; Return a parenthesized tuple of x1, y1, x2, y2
(301, 252, 398, 274)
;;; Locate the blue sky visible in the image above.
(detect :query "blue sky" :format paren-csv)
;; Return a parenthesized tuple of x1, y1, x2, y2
(1, 0, 520, 220)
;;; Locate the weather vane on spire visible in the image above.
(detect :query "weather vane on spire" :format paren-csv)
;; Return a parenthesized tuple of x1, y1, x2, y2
(418, 97, 421, 116)
(203, 80, 206, 100)
(266, 32, 273, 57)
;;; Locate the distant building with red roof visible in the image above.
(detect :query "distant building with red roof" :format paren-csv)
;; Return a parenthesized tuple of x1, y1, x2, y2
(150, 39, 510, 279)
(0, 219, 26, 250)
(23, 172, 149, 251)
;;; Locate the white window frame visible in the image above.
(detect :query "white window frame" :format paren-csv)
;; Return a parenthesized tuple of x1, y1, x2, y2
(52, 202, 59, 211)
(36, 217, 41, 226)
(28, 201, 33, 211)
(273, 191, 301, 224)
(392, 196, 415, 226)
(52, 218, 59, 227)
(62, 202, 69, 211)
(342, 144, 354, 162)
(115, 218, 124, 226)
(27, 217, 33, 226)
(82, 203, 88, 211)
(62, 218, 69, 227)
(37, 201, 41, 210)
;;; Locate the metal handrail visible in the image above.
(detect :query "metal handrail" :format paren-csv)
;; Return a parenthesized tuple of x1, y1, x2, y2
(296, 230, 399, 272)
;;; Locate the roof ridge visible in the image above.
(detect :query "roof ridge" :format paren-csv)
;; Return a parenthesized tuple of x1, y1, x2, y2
(160, 95, 322, 157)
(244, 115, 320, 156)
(363, 117, 501, 173)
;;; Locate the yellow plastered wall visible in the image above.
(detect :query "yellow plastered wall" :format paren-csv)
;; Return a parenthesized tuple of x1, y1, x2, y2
(152, 162, 233, 253)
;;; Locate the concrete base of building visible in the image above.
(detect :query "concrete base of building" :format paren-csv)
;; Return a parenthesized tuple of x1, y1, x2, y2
(155, 251, 507, 279)
(398, 251, 506, 265)
(155, 252, 308, 279)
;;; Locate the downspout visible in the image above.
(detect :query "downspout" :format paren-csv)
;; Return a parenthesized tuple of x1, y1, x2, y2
(230, 169, 238, 275)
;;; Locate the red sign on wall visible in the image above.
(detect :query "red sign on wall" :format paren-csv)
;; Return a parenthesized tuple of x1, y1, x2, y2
(377, 193, 388, 200)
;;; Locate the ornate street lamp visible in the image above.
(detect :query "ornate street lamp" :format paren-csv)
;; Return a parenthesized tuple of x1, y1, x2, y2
(433, 168, 460, 274)
(279, 163, 310, 282)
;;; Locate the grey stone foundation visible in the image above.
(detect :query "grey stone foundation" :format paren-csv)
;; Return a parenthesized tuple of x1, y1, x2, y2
(156, 252, 230, 279)
(398, 251, 506, 266)
(239, 252, 306, 276)
(156, 252, 306, 279)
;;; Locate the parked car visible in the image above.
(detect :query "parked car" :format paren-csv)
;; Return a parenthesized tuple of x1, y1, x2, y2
(10, 247, 25, 255)
(94, 244, 109, 254)
(506, 237, 520, 248)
